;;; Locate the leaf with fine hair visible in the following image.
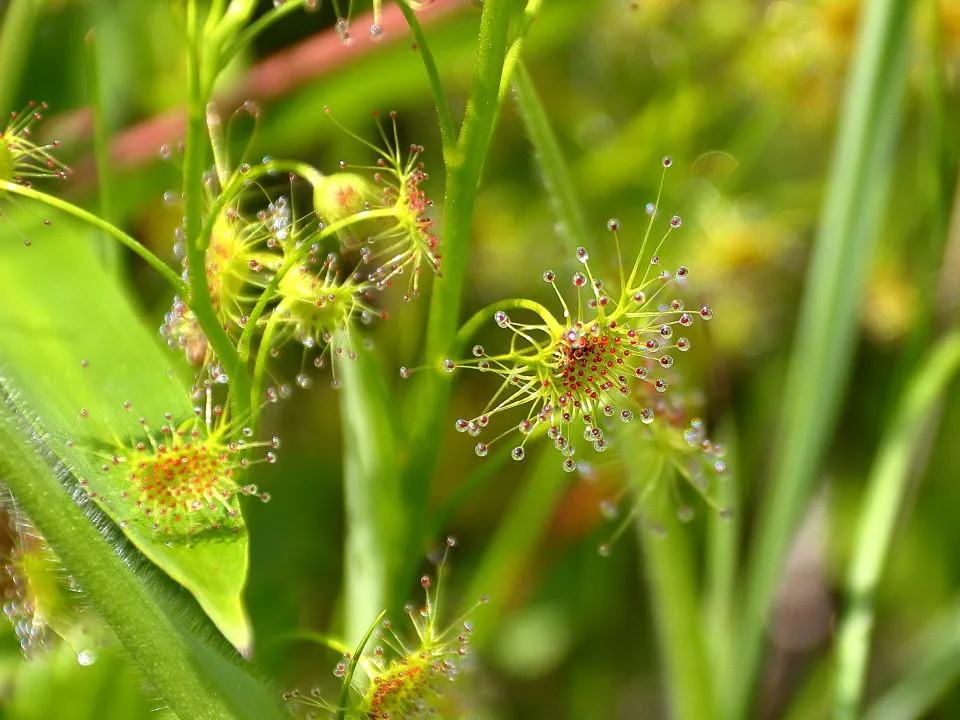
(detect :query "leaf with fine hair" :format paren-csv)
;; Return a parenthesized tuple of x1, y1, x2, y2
(0, 208, 255, 654)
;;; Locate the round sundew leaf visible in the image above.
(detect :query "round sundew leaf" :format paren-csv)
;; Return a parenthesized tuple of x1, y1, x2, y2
(0, 208, 253, 654)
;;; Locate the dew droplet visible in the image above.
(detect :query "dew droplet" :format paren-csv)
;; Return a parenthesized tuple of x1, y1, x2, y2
(607, 218, 620, 232)
(576, 247, 589, 263)
(597, 544, 611, 557)
(296, 373, 313, 389)
(640, 407, 655, 424)
(369, 23, 384, 39)
(472, 344, 485, 357)
(543, 270, 556, 282)
(77, 650, 96, 666)
(572, 272, 586, 287)
(511, 447, 525, 461)
(699, 305, 714, 320)
(399, 366, 411, 378)
(475, 443, 488, 458)
(670, 215, 682, 228)
(600, 500, 619, 519)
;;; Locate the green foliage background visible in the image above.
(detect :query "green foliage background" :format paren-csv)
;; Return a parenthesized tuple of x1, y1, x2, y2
(0, 0, 959, 718)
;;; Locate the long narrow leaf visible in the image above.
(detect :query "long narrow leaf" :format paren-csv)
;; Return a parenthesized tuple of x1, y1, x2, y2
(735, 0, 912, 712)
(833, 331, 960, 718)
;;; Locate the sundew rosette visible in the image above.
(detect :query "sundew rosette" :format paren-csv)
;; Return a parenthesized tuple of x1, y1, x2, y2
(286, 538, 484, 719)
(0, 102, 71, 187)
(319, 108, 441, 302)
(429, 159, 713, 471)
(66, 398, 276, 538)
(584, 387, 732, 554)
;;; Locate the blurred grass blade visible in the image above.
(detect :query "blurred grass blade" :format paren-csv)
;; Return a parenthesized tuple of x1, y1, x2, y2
(864, 598, 960, 720)
(629, 455, 718, 720)
(513, 59, 589, 253)
(0, 0, 41, 114)
(84, 28, 120, 275)
(0, 209, 253, 654)
(463, 447, 566, 649)
(735, 0, 912, 712)
(396, 0, 455, 152)
(338, 345, 403, 643)
(833, 331, 960, 719)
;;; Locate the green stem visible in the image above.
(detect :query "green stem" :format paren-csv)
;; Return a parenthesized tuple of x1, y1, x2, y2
(0, 392, 283, 720)
(236, 207, 398, 409)
(453, 297, 562, 351)
(338, 347, 403, 645)
(734, 0, 912, 713)
(0, 181, 185, 292)
(630, 457, 719, 720)
(398, 0, 513, 581)
(336, 610, 386, 720)
(497, 0, 543, 109)
(833, 331, 960, 720)
(198, 159, 325, 253)
(184, 0, 252, 423)
(220, 0, 308, 63)
(396, 0, 455, 155)
(704, 420, 740, 718)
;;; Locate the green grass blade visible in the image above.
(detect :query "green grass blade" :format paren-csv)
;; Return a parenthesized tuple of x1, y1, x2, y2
(864, 599, 960, 720)
(512, 60, 589, 253)
(462, 447, 567, 648)
(84, 28, 120, 275)
(0, 0, 40, 114)
(833, 331, 960, 719)
(734, 0, 913, 712)
(396, 0, 455, 153)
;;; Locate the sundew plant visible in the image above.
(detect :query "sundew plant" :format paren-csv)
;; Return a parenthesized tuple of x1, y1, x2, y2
(1, 0, 959, 719)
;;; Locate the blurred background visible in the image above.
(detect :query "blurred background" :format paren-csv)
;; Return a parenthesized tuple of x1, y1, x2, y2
(1, 0, 959, 718)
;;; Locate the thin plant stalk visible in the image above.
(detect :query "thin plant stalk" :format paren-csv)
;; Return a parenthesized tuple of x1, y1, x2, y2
(397, 0, 514, 588)
(396, 0, 455, 153)
(84, 28, 120, 274)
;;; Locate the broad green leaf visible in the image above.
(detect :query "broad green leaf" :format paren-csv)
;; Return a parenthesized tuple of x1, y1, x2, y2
(0, 206, 252, 654)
